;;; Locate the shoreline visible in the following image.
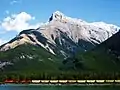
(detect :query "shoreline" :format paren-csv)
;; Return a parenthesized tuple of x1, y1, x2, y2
(1, 83, 120, 86)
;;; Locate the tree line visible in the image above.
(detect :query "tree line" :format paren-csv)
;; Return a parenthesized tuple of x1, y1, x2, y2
(0, 72, 120, 82)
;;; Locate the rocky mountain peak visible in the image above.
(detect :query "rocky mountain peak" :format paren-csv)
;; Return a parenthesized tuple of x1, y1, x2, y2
(49, 11, 65, 21)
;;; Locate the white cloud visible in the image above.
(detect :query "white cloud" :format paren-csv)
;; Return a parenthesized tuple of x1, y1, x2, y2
(0, 12, 41, 32)
(0, 39, 7, 45)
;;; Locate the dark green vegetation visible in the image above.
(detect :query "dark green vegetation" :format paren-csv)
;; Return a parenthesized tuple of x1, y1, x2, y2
(0, 31, 120, 81)
(0, 44, 63, 72)
(0, 44, 84, 81)
(75, 31, 120, 73)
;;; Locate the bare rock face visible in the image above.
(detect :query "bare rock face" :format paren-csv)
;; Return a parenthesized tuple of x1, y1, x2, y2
(1, 11, 120, 57)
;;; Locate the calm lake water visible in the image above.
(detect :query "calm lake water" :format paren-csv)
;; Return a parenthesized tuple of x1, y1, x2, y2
(0, 84, 120, 90)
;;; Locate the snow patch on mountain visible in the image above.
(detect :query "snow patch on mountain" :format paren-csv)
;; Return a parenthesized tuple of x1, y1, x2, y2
(0, 61, 13, 69)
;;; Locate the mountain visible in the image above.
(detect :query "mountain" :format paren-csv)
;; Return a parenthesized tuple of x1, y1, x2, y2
(75, 30, 120, 72)
(0, 11, 120, 77)
(0, 11, 119, 57)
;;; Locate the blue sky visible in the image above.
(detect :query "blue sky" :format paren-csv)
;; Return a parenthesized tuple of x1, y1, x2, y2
(0, 0, 120, 45)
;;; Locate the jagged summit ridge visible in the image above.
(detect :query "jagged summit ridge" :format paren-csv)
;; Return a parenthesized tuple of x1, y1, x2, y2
(49, 11, 65, 21)
(49, 11, 85, 24)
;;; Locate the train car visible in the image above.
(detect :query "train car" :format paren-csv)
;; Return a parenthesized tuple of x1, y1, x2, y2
(31, 80, 40, 83)
(50, 80, 58, 83)
(40, 80, 49, 83)
(58, 80, 67, 83)
(96, 80, 105, 83)
(77, 80, 86, 83)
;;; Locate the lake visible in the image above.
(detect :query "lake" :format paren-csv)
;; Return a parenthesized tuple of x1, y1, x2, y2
(0, 84, 120, 90)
